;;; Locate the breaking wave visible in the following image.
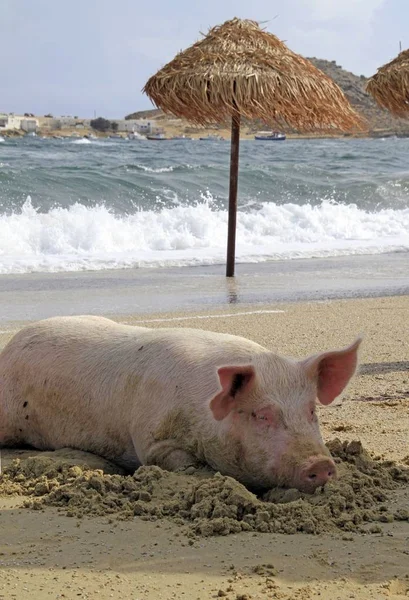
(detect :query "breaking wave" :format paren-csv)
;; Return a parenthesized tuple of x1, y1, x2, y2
(0, 196, 407, 274)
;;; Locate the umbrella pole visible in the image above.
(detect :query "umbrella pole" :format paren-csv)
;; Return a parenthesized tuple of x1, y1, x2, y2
(226, 111, 241, 277)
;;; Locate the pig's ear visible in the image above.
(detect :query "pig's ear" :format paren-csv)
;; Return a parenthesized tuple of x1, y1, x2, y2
(210, 365, 255, 421)
(302, 337, 362, 406)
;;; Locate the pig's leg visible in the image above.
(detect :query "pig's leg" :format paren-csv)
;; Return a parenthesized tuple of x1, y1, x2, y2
(115, 449, 142, 472)
(145, 439, 199, 472)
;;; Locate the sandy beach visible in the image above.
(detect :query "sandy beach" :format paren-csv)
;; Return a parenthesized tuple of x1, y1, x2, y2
(0, 293, 408, 599)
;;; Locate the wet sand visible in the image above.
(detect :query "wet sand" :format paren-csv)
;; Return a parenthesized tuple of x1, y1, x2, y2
(0, 294, 408, 599)
(0, 252, 408, 323)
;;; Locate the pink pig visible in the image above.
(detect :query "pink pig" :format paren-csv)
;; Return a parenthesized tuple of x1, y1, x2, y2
(0, 316, 361, 492)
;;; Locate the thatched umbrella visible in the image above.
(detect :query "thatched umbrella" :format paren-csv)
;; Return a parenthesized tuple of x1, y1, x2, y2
(143, 18, 362, 276)
(366, 49, 409, 116)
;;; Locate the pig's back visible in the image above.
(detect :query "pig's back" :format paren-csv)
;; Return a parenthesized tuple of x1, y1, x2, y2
(1, 315, 266, 372)
(0, 316, 267, 456)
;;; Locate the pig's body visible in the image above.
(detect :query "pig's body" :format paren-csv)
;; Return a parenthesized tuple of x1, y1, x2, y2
(0, 316, 361, 492)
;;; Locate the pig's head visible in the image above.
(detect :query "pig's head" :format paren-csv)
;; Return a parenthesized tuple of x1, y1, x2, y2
(209, 338, 361, 493)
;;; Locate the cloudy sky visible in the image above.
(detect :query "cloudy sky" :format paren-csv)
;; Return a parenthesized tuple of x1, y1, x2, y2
(1, 0, 407, 118)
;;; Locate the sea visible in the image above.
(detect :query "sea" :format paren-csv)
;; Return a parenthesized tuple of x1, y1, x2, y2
(0, 135, 408, 276)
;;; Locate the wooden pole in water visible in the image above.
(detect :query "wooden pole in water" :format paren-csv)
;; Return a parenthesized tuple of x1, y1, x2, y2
(226, 110, 241, 277)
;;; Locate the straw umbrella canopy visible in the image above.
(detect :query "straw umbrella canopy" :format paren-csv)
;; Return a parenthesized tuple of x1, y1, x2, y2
(366, 49, 409, 116)
(143, 18, 362, 276)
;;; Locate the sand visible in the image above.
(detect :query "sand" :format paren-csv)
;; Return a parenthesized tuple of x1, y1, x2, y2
(0, 295, 408, 599)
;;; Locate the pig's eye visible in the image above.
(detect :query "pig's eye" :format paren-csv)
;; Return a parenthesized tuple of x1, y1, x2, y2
(250, 407, 277, 427)
(310, 407, 316, 420)
(252, 411, 268, 421)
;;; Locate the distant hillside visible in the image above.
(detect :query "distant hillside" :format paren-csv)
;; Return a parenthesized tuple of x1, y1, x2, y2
(308, 58, 409, 136)
(128, 59, 409, 136)
(125, 108, 163, 120)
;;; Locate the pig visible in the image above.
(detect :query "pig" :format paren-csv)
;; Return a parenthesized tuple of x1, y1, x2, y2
(0, 315, 361, 492)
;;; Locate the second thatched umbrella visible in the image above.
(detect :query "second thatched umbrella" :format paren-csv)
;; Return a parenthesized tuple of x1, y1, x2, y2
(366, 49, 409, 116)
(144, 18, 362, 276)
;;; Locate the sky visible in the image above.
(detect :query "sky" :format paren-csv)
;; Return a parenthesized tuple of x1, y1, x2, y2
(1, 0, 408, 118)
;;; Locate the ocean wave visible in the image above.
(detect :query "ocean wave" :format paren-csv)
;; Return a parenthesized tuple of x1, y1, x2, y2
(70, 138, 92, 144)
(135, 164, 175, 173)
(131, 163, 200, 173)
(0, 197, 407, 274)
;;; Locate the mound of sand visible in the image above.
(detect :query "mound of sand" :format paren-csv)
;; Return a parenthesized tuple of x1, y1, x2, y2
(1, 441, 408, 537)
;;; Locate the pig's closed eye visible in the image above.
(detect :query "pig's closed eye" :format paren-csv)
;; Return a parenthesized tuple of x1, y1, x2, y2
(251, 411, 268, 421)
(250, 406, 278, 427)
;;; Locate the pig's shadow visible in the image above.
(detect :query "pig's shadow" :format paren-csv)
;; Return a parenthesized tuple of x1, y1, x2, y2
(360, 361, 409, 375)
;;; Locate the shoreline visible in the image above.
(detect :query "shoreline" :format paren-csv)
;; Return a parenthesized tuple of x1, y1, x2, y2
(0, 252, 408, 325)
(3, 128, 408, 140)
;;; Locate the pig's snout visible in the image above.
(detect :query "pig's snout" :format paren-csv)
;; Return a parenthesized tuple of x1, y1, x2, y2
(300, 457, 337, 492)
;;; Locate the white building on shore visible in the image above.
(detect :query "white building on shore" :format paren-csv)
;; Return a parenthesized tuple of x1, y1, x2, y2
(0, 113, 39, 132)
(20, 118, 38, 133)
(113, 119, 157, 134)
(0, 114, 21, 130)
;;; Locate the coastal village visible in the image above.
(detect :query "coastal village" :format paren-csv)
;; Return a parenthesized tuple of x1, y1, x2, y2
(0, 111, 275, 141)
(0, 112, 165, 139)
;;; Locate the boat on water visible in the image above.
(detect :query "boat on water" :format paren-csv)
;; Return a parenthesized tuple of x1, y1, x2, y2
(147, 133, 169, 140)
(199, 134, 224, 141)
(171, 135, 192, 140)
(0, 136, 5, 142)
(254, 131, 286, 141)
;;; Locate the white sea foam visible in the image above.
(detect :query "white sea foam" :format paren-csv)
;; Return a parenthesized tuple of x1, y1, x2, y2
(0, 197, 407, 274)
(134, 163, 199, 173)
(136, 164, 175, 173)
(70, 138, 92, 144)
